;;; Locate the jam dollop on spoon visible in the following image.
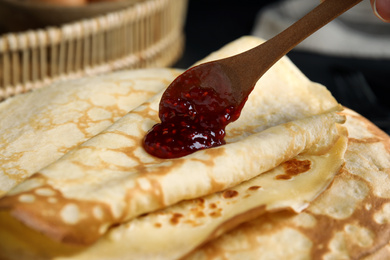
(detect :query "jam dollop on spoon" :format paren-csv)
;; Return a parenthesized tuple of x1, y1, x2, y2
(144, 0, 362, 159)
(143, 62, 250, 159)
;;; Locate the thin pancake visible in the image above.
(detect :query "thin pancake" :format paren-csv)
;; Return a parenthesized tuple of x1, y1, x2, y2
(0, 69, 181, 197)
(0, 36, 343, 246)
(184, 109, 390, 260)
(0, 112, 347, 260)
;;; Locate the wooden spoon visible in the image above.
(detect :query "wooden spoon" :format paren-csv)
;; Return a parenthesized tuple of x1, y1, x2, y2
(145, 0, 362, 159)
(162, 0, 363, 107)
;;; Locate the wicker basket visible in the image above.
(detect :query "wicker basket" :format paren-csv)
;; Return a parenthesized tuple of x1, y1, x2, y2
(0, 0, 188, 100)
(0, 0, 146, 31)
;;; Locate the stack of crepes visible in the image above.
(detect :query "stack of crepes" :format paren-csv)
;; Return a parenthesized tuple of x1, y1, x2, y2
(0, 36, 389, 260)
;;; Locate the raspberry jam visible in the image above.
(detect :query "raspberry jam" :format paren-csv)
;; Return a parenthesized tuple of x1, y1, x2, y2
(143, 63, 250, 159)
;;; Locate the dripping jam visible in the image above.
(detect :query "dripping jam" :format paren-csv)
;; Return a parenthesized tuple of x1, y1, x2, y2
(143, 63, 250, 159)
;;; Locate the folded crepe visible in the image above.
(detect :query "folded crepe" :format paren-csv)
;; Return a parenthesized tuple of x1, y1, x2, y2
(0, 68, 181, 197)
(0, 36, 351, 259)
(184, 108, 390, 260)
(0, 110, 348, 260)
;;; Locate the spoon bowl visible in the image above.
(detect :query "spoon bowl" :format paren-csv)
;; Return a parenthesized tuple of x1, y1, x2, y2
(186, 0, 363, 103)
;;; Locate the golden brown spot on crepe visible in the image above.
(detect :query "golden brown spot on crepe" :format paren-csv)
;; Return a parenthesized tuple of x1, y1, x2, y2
(222, 190, 239, 199)
(183, 219, 201, 227)
(196, 211, 206, 218)
(248, 185, 261, 191)
(170, 213, 184, 225)
(276, 159, 311, 180)
(275, 175, 292, 180)
(349, 137, 382, 144)
(138, 212, 149, 218)
(187, 198, 206, 216)
(209, 208, 223, 218)
(209, 203, 217, 209)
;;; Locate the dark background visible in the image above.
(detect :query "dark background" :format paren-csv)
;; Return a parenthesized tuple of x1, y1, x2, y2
(175, 0, 390, 134)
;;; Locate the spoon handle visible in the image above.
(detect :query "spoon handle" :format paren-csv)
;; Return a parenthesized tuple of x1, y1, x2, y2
(222, 0, 363, 93)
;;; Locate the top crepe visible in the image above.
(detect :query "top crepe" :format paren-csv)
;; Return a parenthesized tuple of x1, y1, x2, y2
(0, 36, 344, 247)
(0, 68, 182, 197)
(0, 113, 347, 260)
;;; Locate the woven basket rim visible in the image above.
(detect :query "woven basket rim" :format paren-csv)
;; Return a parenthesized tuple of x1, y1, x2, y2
(0, 0, 170, 51)
(1, 0, 144, 10)
(0, 0, 188, 100)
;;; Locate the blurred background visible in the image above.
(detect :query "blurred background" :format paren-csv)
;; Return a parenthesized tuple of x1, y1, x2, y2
(0, 0, 389, 133)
